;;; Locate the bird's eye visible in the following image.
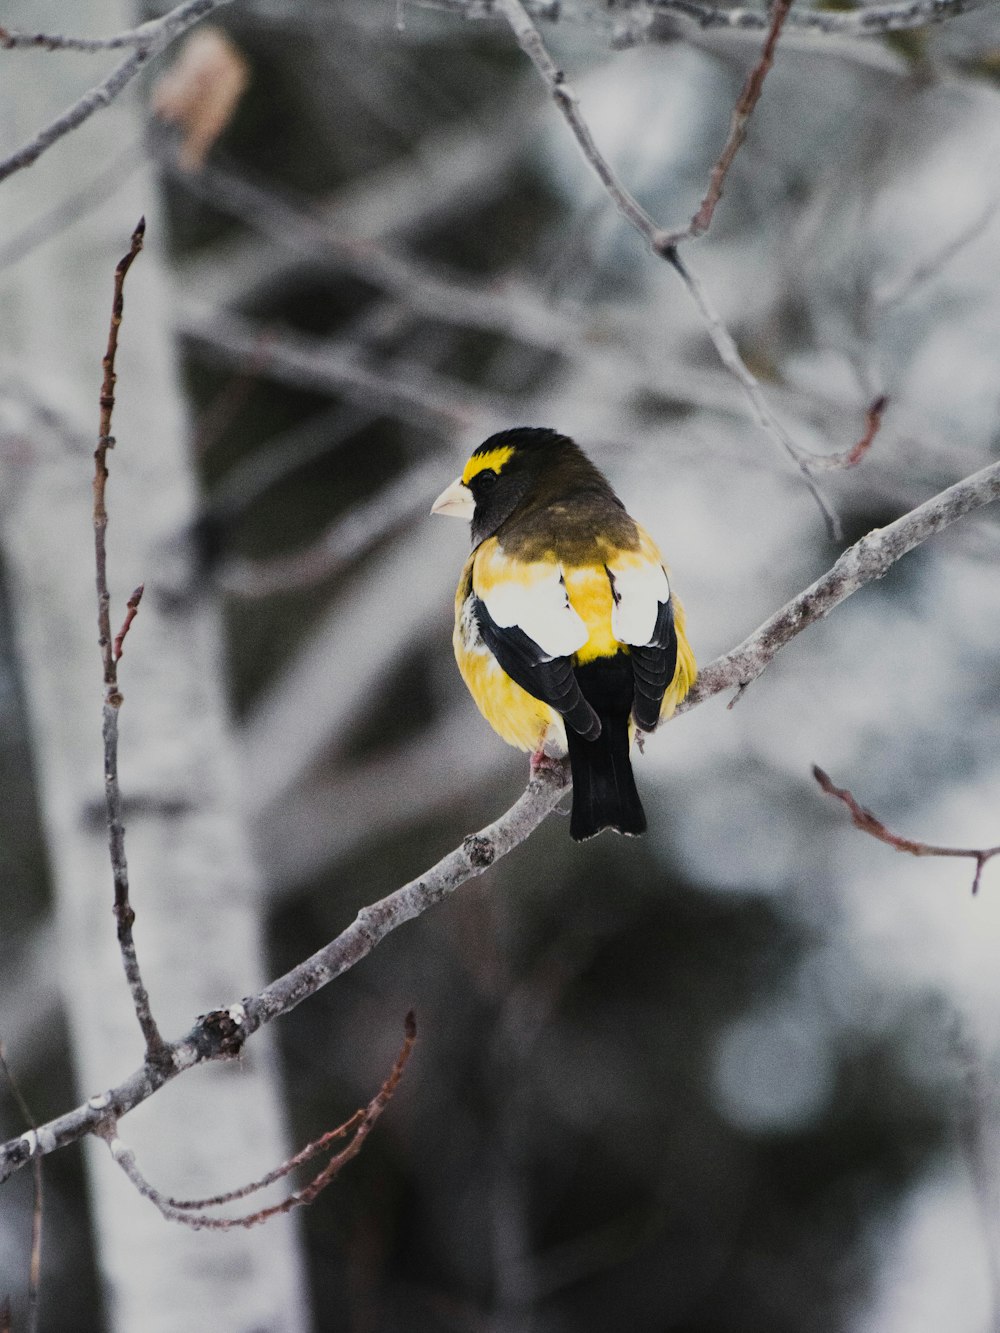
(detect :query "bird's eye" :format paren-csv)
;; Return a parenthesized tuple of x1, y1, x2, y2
(477, 469, 499, 489)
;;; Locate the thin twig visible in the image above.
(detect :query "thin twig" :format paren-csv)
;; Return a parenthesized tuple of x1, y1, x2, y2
(101, 1012, 416, 1229)
(94, 219, 168, 1067)
(807, 394, 887, 472)
(0, 1045, 42, 1333)
(162, 149, 575, 357)
(112, 585, 144, 662)
(492, 0, 860, 534)
(0, 0, 235, 186)
(3, 453, 1000, 1186)
(665, 0, 794, 245)
(813, 766, 1000, 895)
(180, 306, 497, 433)
(664, 248, 843, 536)
(217, 461, 441, 599)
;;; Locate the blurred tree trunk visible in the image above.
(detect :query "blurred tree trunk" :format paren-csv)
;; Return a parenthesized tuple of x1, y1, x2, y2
(0, 1, 309, 1327)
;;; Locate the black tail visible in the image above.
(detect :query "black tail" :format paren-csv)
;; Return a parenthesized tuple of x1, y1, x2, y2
(565, 707, 646, 841)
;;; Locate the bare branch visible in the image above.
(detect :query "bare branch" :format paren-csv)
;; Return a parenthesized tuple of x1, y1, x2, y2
(645, 0, 992, 36)
(681, 456, 1000, 709)
(493, 0, 662, 246)
(491, 0, 854, 532)
(180, 306, 501, 433)
(410, 0, 994, 39)
(3, 454, 1000, 1187)
(217, 461, 441, 599)
(161, 150, 575, 356)
(0, 0, 235, 186)
(93, 220, 167, 1066)
(813, 767, 1000, 895)
(663, 249, 842, 536)
(806, 394, 888, 472)
(0, 762, 568, 1185)
(101, 1013, 416, 1229)
(0, 0, 231, 53)
(665, 0, 794, 246)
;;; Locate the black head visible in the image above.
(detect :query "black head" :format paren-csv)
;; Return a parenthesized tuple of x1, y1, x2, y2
(433, 427, 613, 546)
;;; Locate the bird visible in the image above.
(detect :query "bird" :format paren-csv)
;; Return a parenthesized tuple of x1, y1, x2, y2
(432, 427, 695, 841)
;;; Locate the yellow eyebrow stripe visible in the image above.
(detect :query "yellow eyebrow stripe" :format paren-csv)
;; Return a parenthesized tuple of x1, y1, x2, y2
(462, 445, 515, 485)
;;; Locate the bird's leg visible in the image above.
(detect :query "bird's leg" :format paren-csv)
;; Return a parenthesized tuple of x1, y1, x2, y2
(530, 747, 564, 778)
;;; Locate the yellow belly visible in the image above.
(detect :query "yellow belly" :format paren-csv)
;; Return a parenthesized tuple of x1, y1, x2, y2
(455, 637, 564, 752)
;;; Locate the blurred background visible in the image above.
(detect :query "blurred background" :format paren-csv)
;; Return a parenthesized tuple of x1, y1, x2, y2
(1, 0, 1000, 1328)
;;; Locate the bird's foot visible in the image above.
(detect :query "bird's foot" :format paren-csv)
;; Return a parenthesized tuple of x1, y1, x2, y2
(530, 749, 564, 778)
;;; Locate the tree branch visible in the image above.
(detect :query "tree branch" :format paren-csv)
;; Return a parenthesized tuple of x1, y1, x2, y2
(0, 0, 235, 186)
(3, 454, 999, 1187)
(491, 0, 870, 538)
(100, 1012, 416, 1229)
(645, 0, 991, 36)
(179, 305, 497, 434)
(664, 0, 794, 246)
(680, 456, 1000, 709)
(410, 0, 993, 39)
(813, 766, 1000, 895)
(93, 219, 168, 1067)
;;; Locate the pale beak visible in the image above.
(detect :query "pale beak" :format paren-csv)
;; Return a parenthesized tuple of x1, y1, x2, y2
(431, 476, 475, 520)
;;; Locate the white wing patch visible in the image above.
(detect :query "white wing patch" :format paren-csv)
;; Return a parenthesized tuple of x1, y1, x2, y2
(476, 562, 588, 660)
(608, 559, 670, 646)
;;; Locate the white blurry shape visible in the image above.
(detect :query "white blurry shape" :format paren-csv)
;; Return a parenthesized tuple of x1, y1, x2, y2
(842, 770, 1000, 1042)
(851, 1164, 994, 1333)
(712, 1001, 836, 1133)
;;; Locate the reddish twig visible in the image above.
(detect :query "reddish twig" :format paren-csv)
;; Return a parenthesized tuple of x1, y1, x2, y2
(808, 396, 888, 472)
(667, 0, 794, 245)
(103, 1012, 417, 1229)
(112, 584, 144, 661)
(0, 1044, 42, 1333)
(94, 220, 168, 1066)
(813, 766, 1000, 895)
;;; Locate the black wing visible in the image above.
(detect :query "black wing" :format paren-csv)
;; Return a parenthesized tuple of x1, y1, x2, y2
(473, 597, 601, 741)
(630, 596, 678, 732)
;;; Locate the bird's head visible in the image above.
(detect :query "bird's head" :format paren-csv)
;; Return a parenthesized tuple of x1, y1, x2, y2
(432, 427, 588, 546)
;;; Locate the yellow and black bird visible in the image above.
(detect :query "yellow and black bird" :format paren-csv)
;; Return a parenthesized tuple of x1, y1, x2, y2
(432, 428, 695, 840)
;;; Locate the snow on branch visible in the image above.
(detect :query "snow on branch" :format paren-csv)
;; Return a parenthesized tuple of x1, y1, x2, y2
(813, 767, 1000, 895)
(2, 450, 999, 1189)
(0, 0, 235, 186)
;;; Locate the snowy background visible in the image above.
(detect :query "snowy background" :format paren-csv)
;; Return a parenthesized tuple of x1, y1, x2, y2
(1, 0, 999, 1328)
